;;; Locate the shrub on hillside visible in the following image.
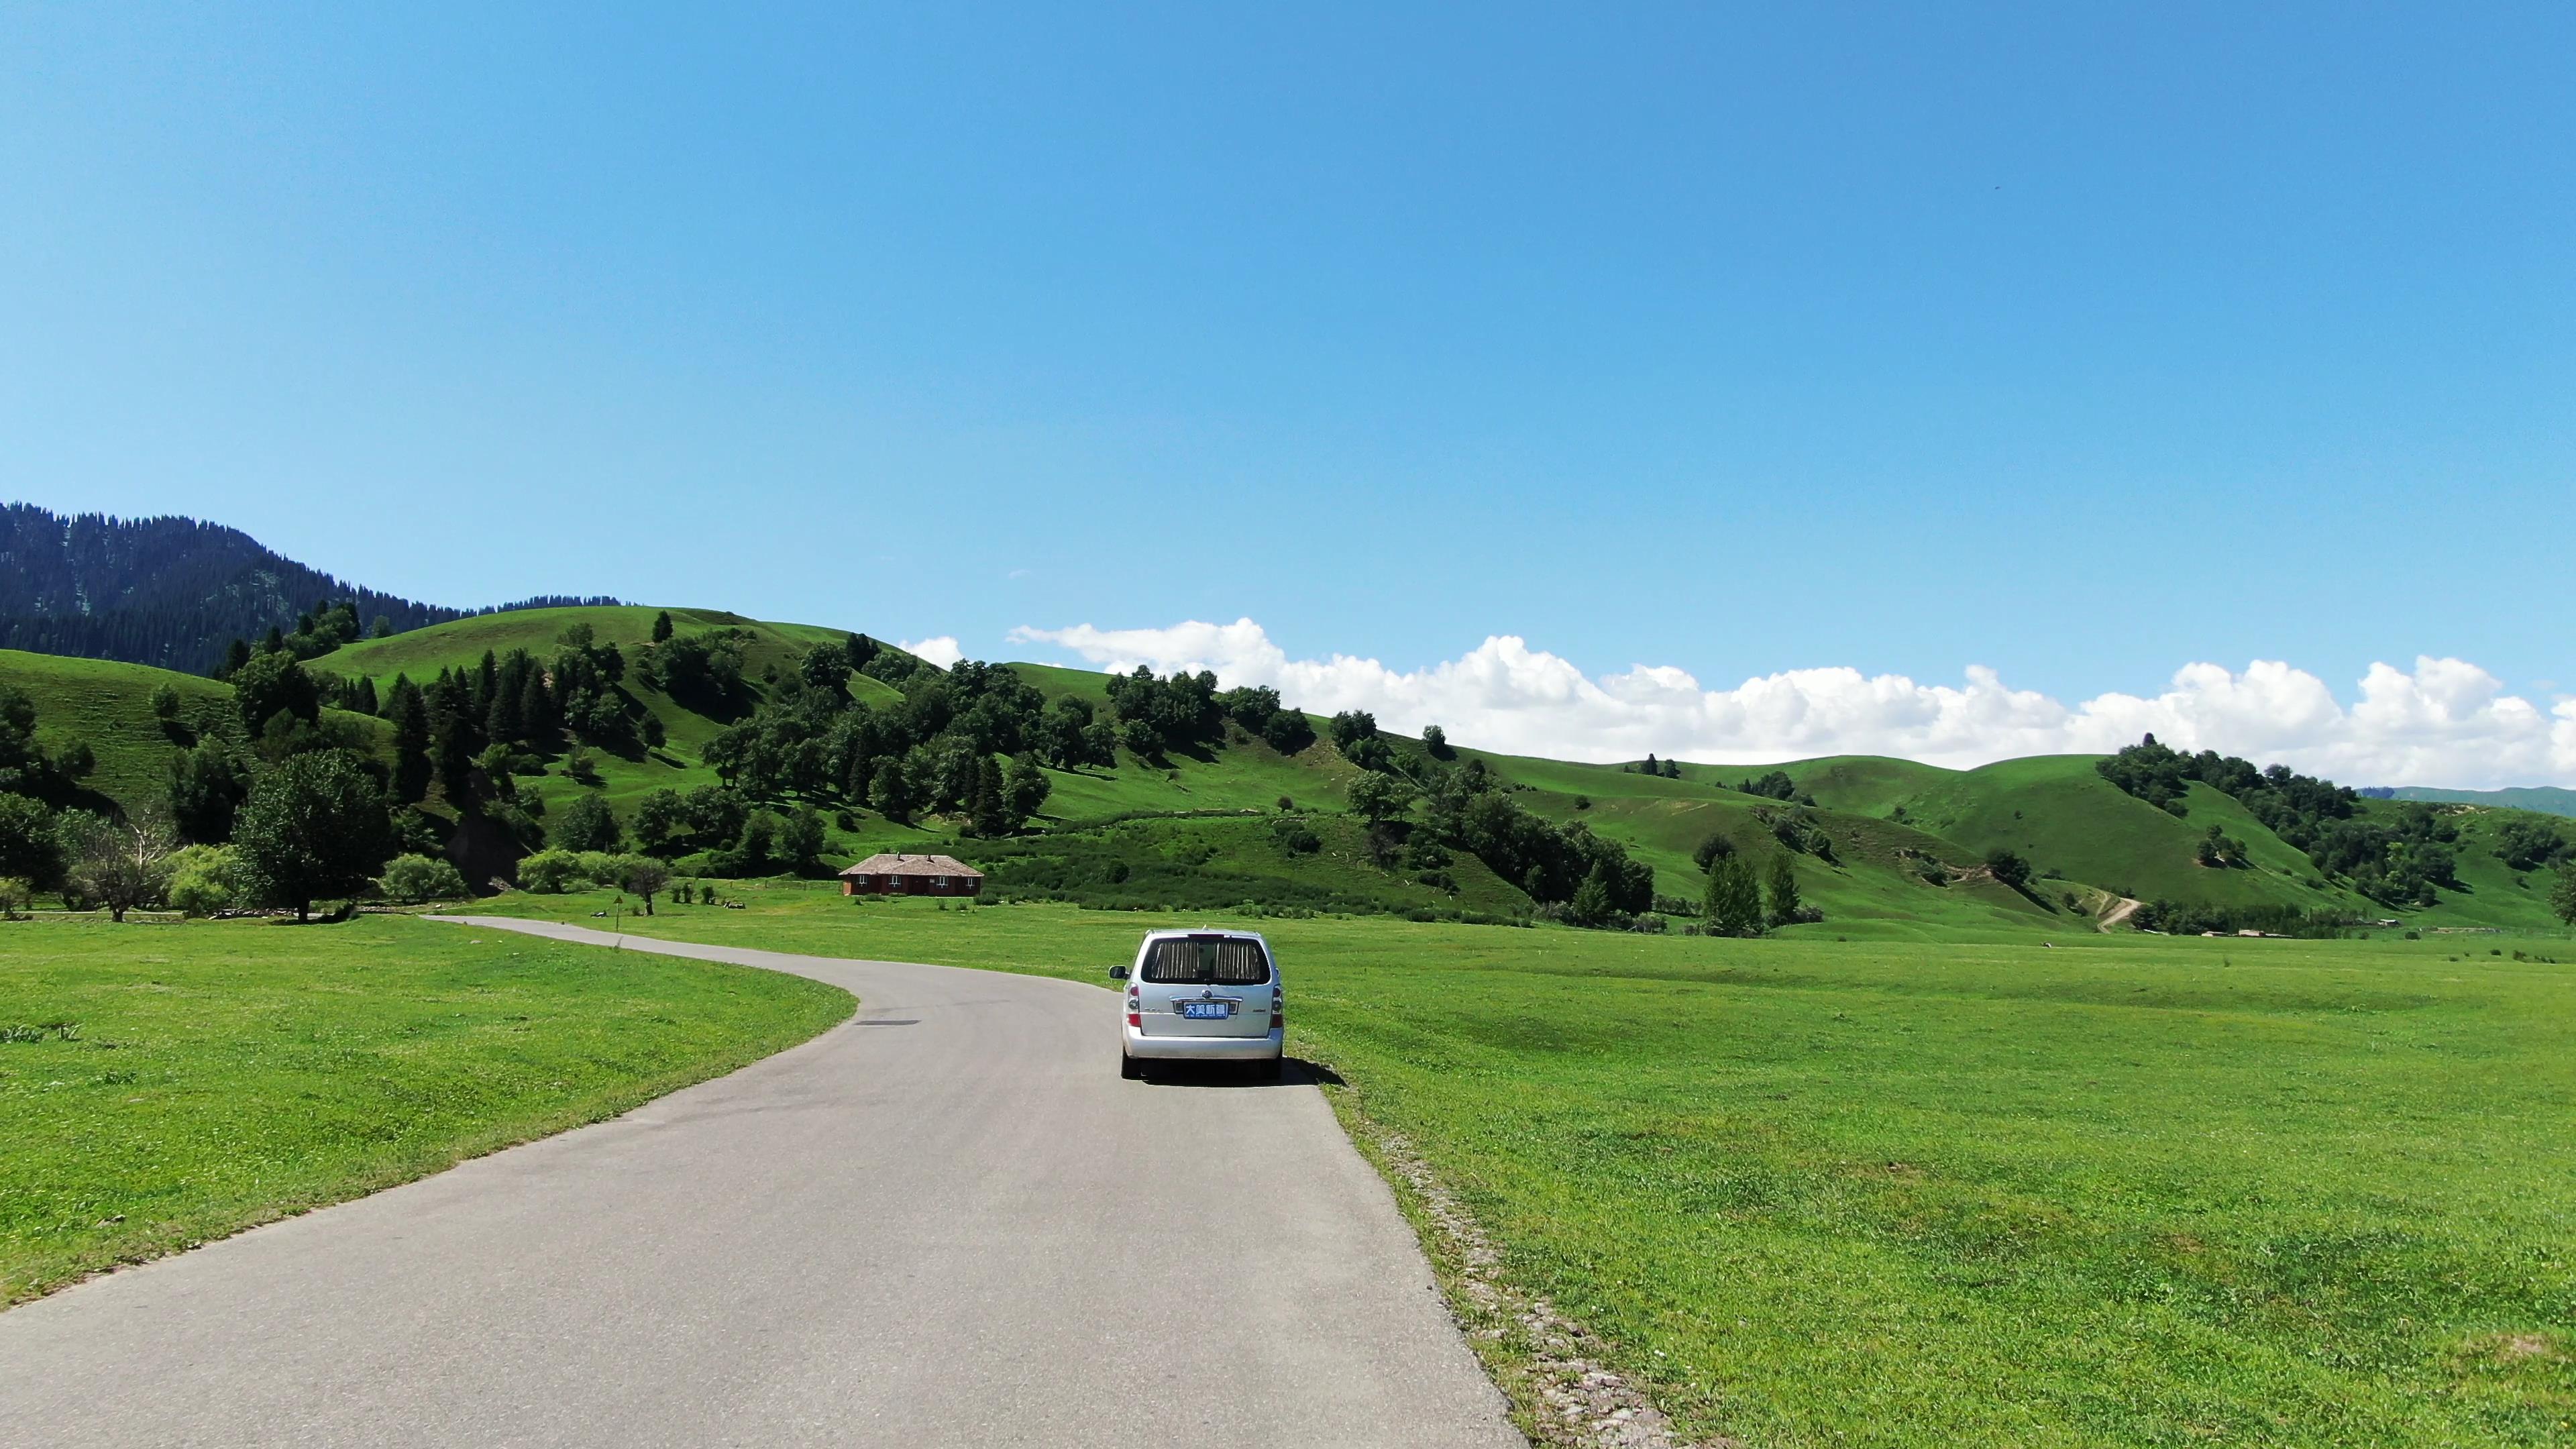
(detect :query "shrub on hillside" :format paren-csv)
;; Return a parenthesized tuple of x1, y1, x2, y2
(166, 844, 251, 916)
(378, 853, 470, 904)
(517, 849, 581, 894)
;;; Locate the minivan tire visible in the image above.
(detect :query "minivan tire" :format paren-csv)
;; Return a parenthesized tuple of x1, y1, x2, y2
(1120, 1049, 1143, 1081)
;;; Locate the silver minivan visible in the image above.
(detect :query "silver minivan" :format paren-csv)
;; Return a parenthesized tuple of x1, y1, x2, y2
(1110, 929, 1285, 1080)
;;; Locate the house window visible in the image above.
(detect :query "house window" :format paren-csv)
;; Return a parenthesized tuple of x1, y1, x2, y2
(932, 876, 948, 888)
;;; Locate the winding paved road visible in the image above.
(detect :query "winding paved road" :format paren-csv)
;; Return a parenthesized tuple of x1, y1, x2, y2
(0, 918, 1519, 1448)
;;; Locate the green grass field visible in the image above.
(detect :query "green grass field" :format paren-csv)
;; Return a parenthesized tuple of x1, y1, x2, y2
(0, 914, 852, 1305)
(468, 886, 2576, 1446)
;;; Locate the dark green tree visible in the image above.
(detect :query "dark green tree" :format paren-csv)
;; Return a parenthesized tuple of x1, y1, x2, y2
(2551, 867, 2576, 927)
(1328, 710, 1379, 754)
(1346, 771, 1415, 826)
(0, 794, 64, 888)
(1421, 724, 1453, 760)
(233, 750, 394, 922)
(735, 811, 780, 872)
(968, 755, 1012, 837)
(230, 649, 321, 735)
(651, 610, 674, 643)
(169, 744, 249, 843)
(553, 794, 624, 853)
(799, 643, 851, 696)
(1984, 849, 2033, 889)
(1702, 852, 1764, 936)
(1693, 831, 1735, 872)
(1764, 853, 1805, 928)
(1005, 754, 1051, 828)
(871, 758, 913, 824)
(383, 676, 433, 803)
(779, 806, 827, 871)
(633, 788, 687, 853)
(1564, 867, 1615, 928)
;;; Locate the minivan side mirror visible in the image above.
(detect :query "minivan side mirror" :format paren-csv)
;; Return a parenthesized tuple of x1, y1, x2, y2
(1108, 965, 1130, 981)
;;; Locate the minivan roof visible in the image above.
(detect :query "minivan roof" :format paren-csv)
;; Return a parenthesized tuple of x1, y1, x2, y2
(1137, 928, 1270, 941)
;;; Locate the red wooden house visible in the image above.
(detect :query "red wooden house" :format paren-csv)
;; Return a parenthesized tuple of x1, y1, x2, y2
(839, 853, 985, 898)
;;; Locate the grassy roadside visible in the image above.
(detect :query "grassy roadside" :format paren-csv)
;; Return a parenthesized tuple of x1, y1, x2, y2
(0, 914, 853, 1305)
(472, 883, 2576, 1446)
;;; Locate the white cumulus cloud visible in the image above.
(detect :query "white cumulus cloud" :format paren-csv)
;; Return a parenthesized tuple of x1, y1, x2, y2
(1004, 618, 2576, 789)
(898, 635, 965, 668)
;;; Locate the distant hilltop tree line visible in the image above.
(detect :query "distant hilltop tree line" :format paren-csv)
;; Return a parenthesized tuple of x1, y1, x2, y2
(2092, 734, 2572, 908)
(0, 502, 633, 676)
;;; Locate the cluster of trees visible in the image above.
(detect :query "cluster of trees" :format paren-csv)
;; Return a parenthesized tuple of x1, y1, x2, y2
(1622, 754, 1682, 779)
(1102, 667, 1312, 759)
(376, 623, 647, 814)
(2097, 735, 2460, 906)
(689, 648, 1052, 839)
(1313, 710, 1654, 928)
(2195, 824, 2251, 869)
(2496, 818, 2572, 873)
(1693, 832, 1818, 935)
(1735, 771, 1815, 804)
(2, 686, 408, 922)
(2127, 900, 2365, 939)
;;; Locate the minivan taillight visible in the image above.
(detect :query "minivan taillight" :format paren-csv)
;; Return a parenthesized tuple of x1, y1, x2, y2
(1126, 985, 1141, 1029)
(1270, 991, 1283, 1030)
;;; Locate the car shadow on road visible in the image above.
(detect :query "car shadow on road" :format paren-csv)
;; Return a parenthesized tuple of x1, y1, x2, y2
(1134, 1057, 1340, 1089)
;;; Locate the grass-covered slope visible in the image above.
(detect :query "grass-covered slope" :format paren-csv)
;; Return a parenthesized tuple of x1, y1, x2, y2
(1781, 754, 2380, 916)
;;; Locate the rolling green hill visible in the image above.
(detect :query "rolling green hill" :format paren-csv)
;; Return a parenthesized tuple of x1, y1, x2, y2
(0, 649, 388, 813)
(5, 604, 2569, 938)
(2385, 784, 2576, 818)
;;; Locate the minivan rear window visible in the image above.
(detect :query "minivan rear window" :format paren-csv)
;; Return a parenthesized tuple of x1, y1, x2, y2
(1140, 936, 1272, 985)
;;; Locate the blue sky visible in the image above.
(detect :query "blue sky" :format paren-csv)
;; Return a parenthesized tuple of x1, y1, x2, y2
(3, 5, 2570, 763)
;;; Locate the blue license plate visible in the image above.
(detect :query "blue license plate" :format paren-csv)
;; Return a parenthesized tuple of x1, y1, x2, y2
(1180, 1002, 1234, 1020)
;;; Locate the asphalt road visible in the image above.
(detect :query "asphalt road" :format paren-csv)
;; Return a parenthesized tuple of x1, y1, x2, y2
(0, 918, 1520, 1448)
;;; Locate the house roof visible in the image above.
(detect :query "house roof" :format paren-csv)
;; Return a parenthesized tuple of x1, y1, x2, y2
(839, 853, 984, 879)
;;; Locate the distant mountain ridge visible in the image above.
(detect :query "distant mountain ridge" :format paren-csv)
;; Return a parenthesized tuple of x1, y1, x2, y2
(0, 504, 618, 675)
(2365, 785, 2576, 819)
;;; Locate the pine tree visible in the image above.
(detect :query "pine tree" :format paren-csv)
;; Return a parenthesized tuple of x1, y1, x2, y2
(384, 676, 433, 804)
(652, 610, 674, 643)
(1764, 853, 1805, 928)
(969, 754, 1011, 837)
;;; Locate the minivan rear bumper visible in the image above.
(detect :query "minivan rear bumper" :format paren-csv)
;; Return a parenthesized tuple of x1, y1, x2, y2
(1123, 1024, 1285, 1061)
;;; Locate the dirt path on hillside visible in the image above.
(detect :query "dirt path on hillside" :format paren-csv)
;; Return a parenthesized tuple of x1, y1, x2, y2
(2098, 896, 2143, 932)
